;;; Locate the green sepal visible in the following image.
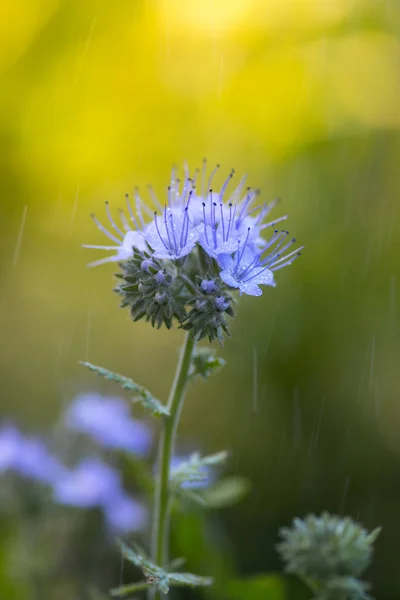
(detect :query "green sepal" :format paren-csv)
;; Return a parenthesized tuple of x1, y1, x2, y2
(79, 361, 169, 416)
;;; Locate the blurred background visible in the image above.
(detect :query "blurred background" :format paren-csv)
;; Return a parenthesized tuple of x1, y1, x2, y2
(0, 0, 399, 598)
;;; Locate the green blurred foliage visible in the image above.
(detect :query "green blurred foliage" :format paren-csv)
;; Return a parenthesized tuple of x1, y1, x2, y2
(0, 0, 399, 598)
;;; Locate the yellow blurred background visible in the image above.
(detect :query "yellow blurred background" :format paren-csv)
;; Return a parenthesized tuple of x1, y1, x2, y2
(0, 0, 399, 597)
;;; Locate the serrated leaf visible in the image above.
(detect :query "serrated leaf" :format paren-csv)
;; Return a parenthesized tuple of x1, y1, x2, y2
(201, 476, 251, 508)
(117, 541, 212, 595)
(168, 572, 213, 588)
(79, 361, 169, 416)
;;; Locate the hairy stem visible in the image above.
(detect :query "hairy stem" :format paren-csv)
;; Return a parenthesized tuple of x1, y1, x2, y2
(150, 332, 196, 599)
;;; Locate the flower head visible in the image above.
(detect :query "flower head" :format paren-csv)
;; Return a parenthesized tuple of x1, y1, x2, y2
(88, 162, 302, 338)
(0, 424, 63, 483)
(104, 494, 148, 534)
(277, 512, 381, 581)
(218, 229, 302, 296)
(52, 458, 121, 508)
(64, 393, 152, 455)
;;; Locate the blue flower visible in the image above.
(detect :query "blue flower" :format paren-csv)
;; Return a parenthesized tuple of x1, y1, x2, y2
(52, 458, 121, 508)
(218, 230, 302, 296)
(170, 455, 216, 490)
(83, 196, 149, 267)
(0, 424, 63, 483)
(64, 393, 152, 455)
(52, 458, 147, 533)
(104, 493, 148, 534)
(145, 205, 199, 260)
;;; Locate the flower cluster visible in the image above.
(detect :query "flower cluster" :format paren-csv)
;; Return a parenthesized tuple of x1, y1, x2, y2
(0, 394, 151, 535)
(277, 512, 381, 600)
(85, 162, 302, 341)
(0, 393, 217, 533)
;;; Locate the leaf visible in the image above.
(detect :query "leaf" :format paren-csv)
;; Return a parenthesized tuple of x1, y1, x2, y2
(168, 572, 213, 588)
(189, 347, 226, 380)
(79, 361, 169, 416)
(117, 540, 212, 595)
(201, 476, 251, 508)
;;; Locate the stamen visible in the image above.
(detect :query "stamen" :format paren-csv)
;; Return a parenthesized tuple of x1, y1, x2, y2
(163, 206, 173, 249)
(154, 211, 169, 250)
(220, 204, 225, 242)
(207, 164, 220, 191)
(269, 246, 304, 269)
(226, 203, 236, 241)
(219, 168, 234, 203)
(238, 188, 258, 222)
(125, 194, 140, 230)
(259, 215, 288, 230)
(234, 227, 251, 275)
(212, 202, 217, 248)
(90, 213, 121, 243)
(183, 161, 189, 180)
(227, 174, 247, 205)
(242, 263, 272, 284)
(168, 211, 179, 255)
(261, 230, 285, 252)
(237, 227, 251, 265)
(239, 251, 263, 280)
(105, 201, 124, 237)
(180, 207, 189, 247)
(167, 185, 172, 208)
(264, 236, 295, 267)
(82, 244, 121, 250)
(134, 188, 145, 228)
(202, 202, 209, 246)
(147, 184, 163, 211)
(270, 250, 302, 271)
(191, 168, 199, 188)
(118, 209, 130, 232)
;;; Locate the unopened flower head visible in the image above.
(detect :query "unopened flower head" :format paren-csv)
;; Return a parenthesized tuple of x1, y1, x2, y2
(277, 512, 381, 581)
(86, 161, 303, 339)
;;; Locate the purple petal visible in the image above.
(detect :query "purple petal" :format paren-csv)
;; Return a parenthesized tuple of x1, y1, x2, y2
(104, 495, 148, 534)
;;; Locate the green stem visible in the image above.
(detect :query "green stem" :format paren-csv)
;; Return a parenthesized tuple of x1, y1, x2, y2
(150, 332, 196, 599)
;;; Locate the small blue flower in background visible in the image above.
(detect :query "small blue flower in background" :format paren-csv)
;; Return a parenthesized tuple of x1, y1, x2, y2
(64, 393, 152, 455)
(104, 493, 148, 534)
(171, 455, 216, 490)
(52, 457, 148, 534)
(0, 424, 63, 483)
(52, 458, 120, 508)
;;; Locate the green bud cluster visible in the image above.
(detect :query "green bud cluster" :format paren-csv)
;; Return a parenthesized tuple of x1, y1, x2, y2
(277, 513, 380, 600)
(115, 247, 236, 343)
